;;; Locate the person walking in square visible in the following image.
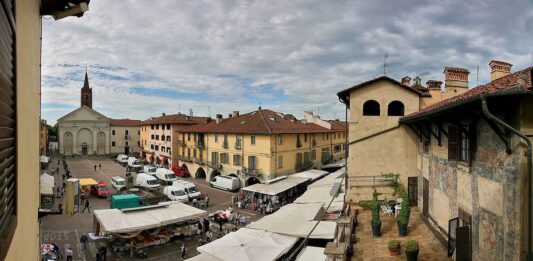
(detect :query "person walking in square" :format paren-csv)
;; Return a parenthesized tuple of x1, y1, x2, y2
(65, 246, 73, 261)
(82, 198, 90, 213)
(94, 165, 97, 171)
(180, 242, 187, 259)
(205, 195, 210, 208)
(99, 163, 101, 170)
(80, 234, 88, 251)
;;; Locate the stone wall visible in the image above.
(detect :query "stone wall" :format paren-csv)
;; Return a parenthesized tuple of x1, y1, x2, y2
(417, 115, 526, 260)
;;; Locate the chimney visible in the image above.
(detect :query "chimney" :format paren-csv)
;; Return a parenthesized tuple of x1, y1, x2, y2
(401, 76, 411, 86)
(185, 116, 190, 120)
(216, 114, 223, 124)
(162, 113, 166, 116)
(426, 80, 442, 90)
(489, 60, 512, 81)
(232, 111, 239, 117)
(228, 114, 232, 118)
(444, 67, 469, 89)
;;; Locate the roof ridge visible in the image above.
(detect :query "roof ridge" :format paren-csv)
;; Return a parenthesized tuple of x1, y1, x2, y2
(257, 109, 272, 134)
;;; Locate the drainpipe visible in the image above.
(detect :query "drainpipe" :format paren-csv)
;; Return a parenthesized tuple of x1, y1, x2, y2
(481, 94, 532, 260)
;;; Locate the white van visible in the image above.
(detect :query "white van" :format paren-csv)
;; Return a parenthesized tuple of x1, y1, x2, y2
(127, 157, 142, 171)
(143, 164, 157, 175)
(155, 168, 177, 185)
(172, 180, 201, 199)
(136, 173, 160, 190)
(163, 185, 189, 203)
(210, 176, 240, 192)
(116, 154, 128, 165)
(111, 176, 126, 190)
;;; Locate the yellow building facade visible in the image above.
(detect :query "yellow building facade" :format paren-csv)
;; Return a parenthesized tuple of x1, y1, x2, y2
(175, 109, 346, 186)
(109, 119, 141, 155)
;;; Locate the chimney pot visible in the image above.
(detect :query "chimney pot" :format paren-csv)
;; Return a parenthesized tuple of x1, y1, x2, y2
(215, 114, 223, 124)
(216, 114, 222, 119)
(444, 67, 469, 90)
(232, 111, 239, 117)
(426, 80, 443, 90)
(401, 76, 411, 86)
(162, 113, 166, 116)
(489, 60, 513, 81)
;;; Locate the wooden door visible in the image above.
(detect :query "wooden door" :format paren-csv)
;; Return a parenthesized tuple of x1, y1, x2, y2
(408, 177, 418, 207)
(455, 226, 471, 261)
(423, 178, 429, 217)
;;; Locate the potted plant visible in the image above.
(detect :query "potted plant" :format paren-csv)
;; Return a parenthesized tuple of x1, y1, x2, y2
(360, 189, 382, 237)
(397, 189, 410, 236)
(387, 239, 401, 256)
(403, 240, 419, 261)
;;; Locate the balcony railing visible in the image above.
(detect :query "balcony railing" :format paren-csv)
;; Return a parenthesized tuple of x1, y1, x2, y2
(234, 142, 242, 150)
(207, 161, 222, 170)
(295, 161, 314, 172)
(177, 140, 185, 146)
(222, 142, 228, 149)
(195, 141, 205, 149)
(242, 167, 262, 177)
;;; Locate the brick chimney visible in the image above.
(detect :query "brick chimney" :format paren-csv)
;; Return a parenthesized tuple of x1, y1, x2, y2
(232, 111, 239, 118)
(162, 113, 166, 116)
(443, 67, 469, 98)
(426, 80, 442, 90)
(401, 76, 411, 86)
(215, 114, 223, 124)
(489, 60, 512, 81)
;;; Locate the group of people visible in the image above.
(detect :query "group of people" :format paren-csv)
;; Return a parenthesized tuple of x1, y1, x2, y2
(192, 194, 209, 209)
(234, 191, 287, 214)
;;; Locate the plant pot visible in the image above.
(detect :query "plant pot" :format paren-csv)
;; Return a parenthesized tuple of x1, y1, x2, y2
(388, 247, 401, 256)
(398, 222, 408, 236)
(405, 249, 419, 261)
(371, 222, 381, 237)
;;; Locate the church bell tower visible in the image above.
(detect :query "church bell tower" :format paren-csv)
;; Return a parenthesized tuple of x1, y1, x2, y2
(80, 70, 92, 108)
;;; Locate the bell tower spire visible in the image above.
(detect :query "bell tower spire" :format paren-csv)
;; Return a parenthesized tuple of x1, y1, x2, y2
(80, 68, 93, 108)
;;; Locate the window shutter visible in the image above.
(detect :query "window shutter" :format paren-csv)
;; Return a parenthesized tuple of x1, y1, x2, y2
(448, 125, 459, 160)
(0, 0, 17, 258)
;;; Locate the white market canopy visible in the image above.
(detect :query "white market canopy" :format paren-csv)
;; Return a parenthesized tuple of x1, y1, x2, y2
(241, 176, 308, 196)
(40, 173, 55, 195)
(308, 168, 345, 189)
(186, 254, 222, 261)
(246, 203, 336, 239)
(94, 202, 206, 234)
(197, 228, 298, 261)
(289, 169, 328, 181)
(294, 187, 345, 213)
(321, 158, 346, 169)
(296, 246, 327, 261)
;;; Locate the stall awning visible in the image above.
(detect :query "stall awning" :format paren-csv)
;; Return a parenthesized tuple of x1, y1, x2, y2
(294, 187, 345, 212)
(241, 176, 308, 196)
(289, 169, 328, 181)
(94, 202, 207, 234)
(186, 253, 221, 261)
(296, 246, 327, 261)
(40, 173, 55, 195)
(308, 168, 345, 188)
(321, 158, 346, 169)
(79, 178, 98, 187)
(197, 228, 298, 261)
(246, 203, 336, 239)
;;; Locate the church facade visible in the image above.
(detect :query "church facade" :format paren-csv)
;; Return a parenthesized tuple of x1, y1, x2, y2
(58, 72, 140, 156)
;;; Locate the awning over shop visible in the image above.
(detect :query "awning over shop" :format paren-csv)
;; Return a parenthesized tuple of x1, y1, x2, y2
(241, 176, 308, 196)
(289, 169, 328, 181)
(295, 246, 327, 261)
(294, 168, 346, 212)
(40, 173, 55, 195)
(197, 228, 298, 261)
(79, 178, 98, 187)
(246, 203, 336, 239)
(93, 202, 207, 234)
(308, 168, 345, 188)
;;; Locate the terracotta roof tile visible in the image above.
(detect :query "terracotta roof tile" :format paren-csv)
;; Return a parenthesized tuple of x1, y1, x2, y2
(141, 113, 210, 125)
(110, 119, 142, 127)
(181, 109, 340, 134)
(402, 67, 533, 121)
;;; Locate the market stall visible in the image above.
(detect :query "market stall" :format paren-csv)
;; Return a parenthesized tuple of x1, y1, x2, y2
(197, 228, 298, 261)
(39, 173, 55, 212)
(79, 178, 98, 199)
(289, 169, 328, 182)
(294, 168, 346, 213)
(93, 202, 207, 251)
(295, 246, 327, 261)
(246, 203, 336, 239)
(239, 176, 308, 213)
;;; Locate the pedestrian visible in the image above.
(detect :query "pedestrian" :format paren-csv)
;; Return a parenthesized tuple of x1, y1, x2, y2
(66, 246, 73, 261)
(52, 243, 62, 259)
(99, 163, 101, 169)
(239, 215, 246, 227)
(95, 252, 102, 261)
(52, 169, 55, 175)
(61, 187, 65, 197)
(56, 166, 59, 173)
(94, 165, 97, 171)
(82, 198, 90, 213)
(205, 195, 210, 208)
(231, 194, 237, 205)
(197, 218, 203, 232)
(80, 234, 88, 251)
(62, 173, 66, 181)
(129, 240, 137, 257)
(203, 217, 210, 233)
(192, 198, 197, 207)
(99, 245, 107, 261)
(218, 218, 223, 231)
(58, 159, 60, 165)
(180, 242, 187, 259)
(206, 230, 213, 242)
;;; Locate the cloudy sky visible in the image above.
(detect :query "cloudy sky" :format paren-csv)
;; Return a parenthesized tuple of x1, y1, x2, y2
(41, 0, 532, 124)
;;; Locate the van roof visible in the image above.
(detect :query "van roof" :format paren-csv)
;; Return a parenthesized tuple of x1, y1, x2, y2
(137, 173, 157, 179)
(218, 175, 237, 180)
(112, 176, 125, 181)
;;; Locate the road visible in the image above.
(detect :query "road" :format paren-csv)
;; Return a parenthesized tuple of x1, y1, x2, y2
(40, 156, 263, 261)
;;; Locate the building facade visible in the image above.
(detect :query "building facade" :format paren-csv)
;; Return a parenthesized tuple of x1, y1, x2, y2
(110, 119, 141, 155)
(139, 113, 209, 167)
(40, 119, 48, 156)
(175, 109, 347, 186)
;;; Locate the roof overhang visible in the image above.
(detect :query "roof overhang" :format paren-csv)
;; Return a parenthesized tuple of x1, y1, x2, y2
(41, 0, 90, 20)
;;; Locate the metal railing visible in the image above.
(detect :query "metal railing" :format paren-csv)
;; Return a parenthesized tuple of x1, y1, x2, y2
(195, 141, 204, 149)
(242, 167, 262, 177)
(207, 161, 222, 170)
(234, 142, 242, 149)
(348, 175, 395, 188)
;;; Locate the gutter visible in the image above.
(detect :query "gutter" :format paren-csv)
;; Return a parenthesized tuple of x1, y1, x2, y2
(481, 93, 533, 261)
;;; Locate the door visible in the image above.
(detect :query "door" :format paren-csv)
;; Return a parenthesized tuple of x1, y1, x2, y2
(448, 217, 458, 257)
(82, 147, 88, 156)
(423, 178, 429, 217)
(455, 226, 472, 261)
(408, 177, 418, 207)
(124, 146, 129, 155)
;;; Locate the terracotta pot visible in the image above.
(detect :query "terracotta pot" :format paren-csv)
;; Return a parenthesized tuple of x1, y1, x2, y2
(388, 247, 401, 256)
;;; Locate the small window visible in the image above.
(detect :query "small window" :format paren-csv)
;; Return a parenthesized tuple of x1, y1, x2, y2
(151, 134, 154, 139)
(125, 141, 129, 146)
(387, 101, 405, 116)
(233, 155, 242, 166)
(162, 124, 165, 130)
(112, 130, 115, 135)
(188, 133, 191, 141)
(363, 100, 380, 116)
(167, 124, 170, 130)
(125, 130, 129, 136)
(277, 135, 283, 145)
(151, 125, 154, 130)
(214, 134, 218, 143)
(277, 155, 283, 168)
(112, 141, 116, 147)
(155, 145, 159, 150)
(156, 125, 159, 130)
(251, 135, 256, 145)
(151, 144, 154, 149)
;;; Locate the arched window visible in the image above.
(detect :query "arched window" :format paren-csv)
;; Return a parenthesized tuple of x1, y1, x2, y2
(363, 100, 380, 116)
(387, 101, 405, 116)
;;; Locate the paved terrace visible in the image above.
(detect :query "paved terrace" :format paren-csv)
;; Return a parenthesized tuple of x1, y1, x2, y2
(351, 208, 452, 261)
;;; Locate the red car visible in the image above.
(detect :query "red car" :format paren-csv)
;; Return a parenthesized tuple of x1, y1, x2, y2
(172, 166, 190, 177)
(91, 181, 110, 198)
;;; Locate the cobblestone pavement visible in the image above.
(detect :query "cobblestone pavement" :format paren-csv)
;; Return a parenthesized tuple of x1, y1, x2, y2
(351, 208, 452, 261)
(40, 156, 263, 261)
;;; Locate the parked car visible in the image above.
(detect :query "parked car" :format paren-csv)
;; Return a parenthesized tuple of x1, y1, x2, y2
(127, 157, 142, 172)
(143, 164, 157, 175)
(91, 181, 110, 197)
(171, 165, 190, 177)
(210, 175, 240, 191)
(116, 154, 128, 165)
(111, 176, 126, 190)
(136, 173, 160, 190)
(163, 185, 189, 203)
(155, 168, 178, 185)
(172, 180, 201, 199)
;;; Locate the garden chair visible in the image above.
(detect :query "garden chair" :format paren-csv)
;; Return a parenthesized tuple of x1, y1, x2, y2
(381, 204, 393, 216)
